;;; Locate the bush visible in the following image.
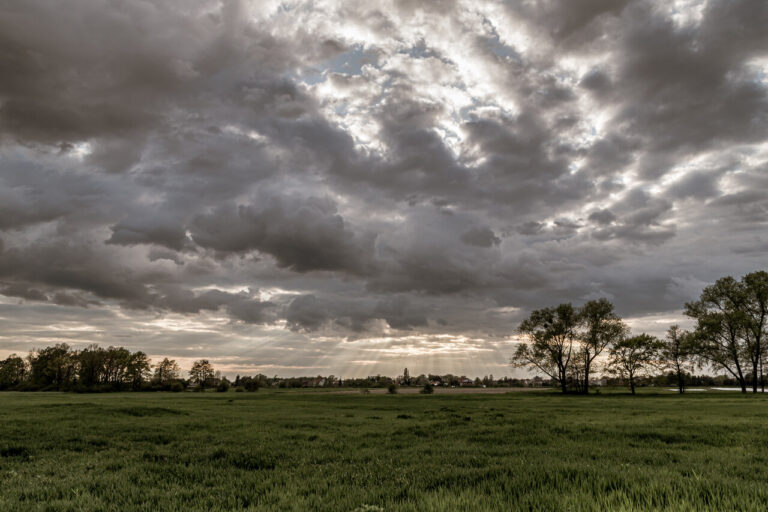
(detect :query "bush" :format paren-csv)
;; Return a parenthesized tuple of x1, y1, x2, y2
(169, 382, 184, 393)
(387, 383, 398, 394)
(420, 383, 434, 394)
(216, 380, 231, 392)
(235, 387, 245, 392)
(243, 378, 260, 392)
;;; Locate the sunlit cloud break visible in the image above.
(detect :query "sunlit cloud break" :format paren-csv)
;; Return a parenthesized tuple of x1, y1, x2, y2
(0, 0, 766, 377)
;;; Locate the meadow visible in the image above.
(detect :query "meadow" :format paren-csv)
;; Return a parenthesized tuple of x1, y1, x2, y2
(1, 390, 768, 511)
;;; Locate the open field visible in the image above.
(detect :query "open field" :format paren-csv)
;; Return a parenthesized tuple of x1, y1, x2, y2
(330, 387, 549, 394)
(2, 391, 768, 511)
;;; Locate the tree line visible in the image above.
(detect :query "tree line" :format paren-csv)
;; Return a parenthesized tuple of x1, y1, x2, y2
(512, 271, 768, 394)
(0, 344, 230, 392)
(0, 344, 533, 392)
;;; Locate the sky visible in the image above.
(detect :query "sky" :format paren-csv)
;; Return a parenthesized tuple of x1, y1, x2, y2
(0, 0, 767, 378)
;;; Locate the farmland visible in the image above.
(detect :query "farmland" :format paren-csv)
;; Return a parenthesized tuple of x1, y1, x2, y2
(1, 390, 767, 511)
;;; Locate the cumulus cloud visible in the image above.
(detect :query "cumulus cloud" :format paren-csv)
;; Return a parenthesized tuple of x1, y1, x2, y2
(0, 0, 767, 375)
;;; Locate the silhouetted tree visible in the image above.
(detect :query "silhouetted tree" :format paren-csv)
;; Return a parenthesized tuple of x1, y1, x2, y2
(659, 325, 695, 393)
(578, 299, 628, 394)
(608, 334, 663, 394)
(189, 359, 215, 389)
(686, 277, 750, 393)
(513, 304, 579, 393)
(126, 352, 151, 390)
(77, 345, 106, 388)
(741, 271, 768, 392)
(0, 355, 26, 389)
(30, 344, 77, 389)
(153, 358, 181, 385)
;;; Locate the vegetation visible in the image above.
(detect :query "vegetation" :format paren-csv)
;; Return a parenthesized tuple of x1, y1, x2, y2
(2, 391, 768, 511)
(607, 334, 664, 395)
(512, 271, 768, 394)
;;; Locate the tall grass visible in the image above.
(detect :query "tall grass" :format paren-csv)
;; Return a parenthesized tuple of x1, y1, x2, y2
(1, 390, 767, 511)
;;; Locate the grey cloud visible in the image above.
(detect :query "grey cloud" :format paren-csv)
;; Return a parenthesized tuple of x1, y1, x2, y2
(588, 209, 616, 226)
(0, 0, 766, 373)
(190, 196, 376, 275)
(460, 227, 500, 248)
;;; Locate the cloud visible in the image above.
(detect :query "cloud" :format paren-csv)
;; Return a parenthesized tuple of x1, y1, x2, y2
(0, 0, 766, 375)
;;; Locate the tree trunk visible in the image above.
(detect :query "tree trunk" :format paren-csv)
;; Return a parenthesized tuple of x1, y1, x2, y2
(630, 379, 635, 395)
(677, 368, 684, 394)
(753, 360, 758, 393)
(584, 358, 590, 395)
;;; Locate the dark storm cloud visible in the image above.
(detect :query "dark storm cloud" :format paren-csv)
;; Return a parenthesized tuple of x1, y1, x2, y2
(189, 195, 376, 274)
(0, 0, 767, 368)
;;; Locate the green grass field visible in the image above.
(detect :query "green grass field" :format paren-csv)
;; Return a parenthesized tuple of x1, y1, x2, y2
(1, 390, 767, 511)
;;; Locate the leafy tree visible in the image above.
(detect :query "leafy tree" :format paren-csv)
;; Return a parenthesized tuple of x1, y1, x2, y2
(388, 383, 398, 394)
(0, 355, 26, 389)
(685, 277, 750, 393)
(659, 325, 695, 394)
(741, 271, 768, 392)
(513, 304, 579, 393)
(30, 344, 77, 389)
(102, 346, 132, 385)
(577, 299, 628, 394)
(153, 358, 181, 385)
(189, 359, 215, 389)
(77, 345, 106, 388)
(126, 352, 151, 390)
(241, 376, 260, 392)
(420, 382, 434, 394)
(608, 334, 663, 394)
(216, 378, 231, 392)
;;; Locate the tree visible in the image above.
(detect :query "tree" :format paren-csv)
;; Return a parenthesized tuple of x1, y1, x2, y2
(741, 271, 768, 392)
(420, 382, 434, 394)
(77, 345, 106, 388)
(512, 304, 579, 393)
(577, 299, 628, 394)
(153, 358, 181, 385)
(608, 334, 663, 394)
(126, 352, 151, 390)
(0, 355, 26, 390)
(216, 378, 231, 392)
(659, 325, 695, 394)
(685, 277, 750, 393)
(241, 376, 260, 392)
(30, 344, 77, 390)
(402, 367, 411, 386)
(189, 359, 215, 389)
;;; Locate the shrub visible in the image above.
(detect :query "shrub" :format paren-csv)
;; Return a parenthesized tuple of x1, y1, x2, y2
(169, 381, 184, 392)
(420, 383, 434, 394)
(387, 383, 398, 394)
(216, 380, 231, 392)
(243, 378, 260, 392)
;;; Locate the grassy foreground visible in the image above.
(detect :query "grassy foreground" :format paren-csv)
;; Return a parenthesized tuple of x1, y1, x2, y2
(1, 390, 767, 511)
